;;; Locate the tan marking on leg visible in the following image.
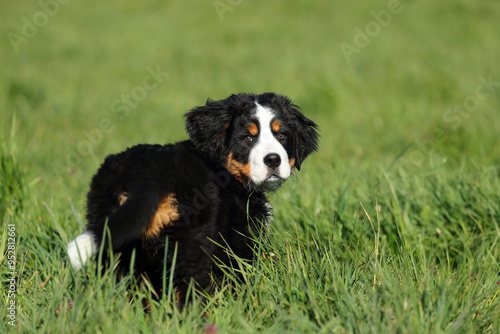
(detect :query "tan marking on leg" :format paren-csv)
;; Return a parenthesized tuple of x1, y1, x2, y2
(247, 123, 258, 136)
(176, 289, 182, 304)
(145, 193, 180, 239)
(226, 152, 251, 184)
(272, 119, 282, 133)
(118, 192, 129, 205)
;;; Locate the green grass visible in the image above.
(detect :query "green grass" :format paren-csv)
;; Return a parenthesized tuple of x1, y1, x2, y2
(1, 0, 500, 332)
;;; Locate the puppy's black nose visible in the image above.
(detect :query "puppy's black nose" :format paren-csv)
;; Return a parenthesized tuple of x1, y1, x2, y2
(264, 153, 281, 169)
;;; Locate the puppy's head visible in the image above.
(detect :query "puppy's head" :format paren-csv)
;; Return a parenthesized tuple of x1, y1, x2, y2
(185, 93, 319, 192)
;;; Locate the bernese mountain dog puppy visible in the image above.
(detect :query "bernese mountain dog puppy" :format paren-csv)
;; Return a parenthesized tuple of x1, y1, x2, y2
(67, 92, 319, 302)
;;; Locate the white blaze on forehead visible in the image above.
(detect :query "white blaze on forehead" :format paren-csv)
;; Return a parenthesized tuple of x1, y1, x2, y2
(249, 103, 291, 186)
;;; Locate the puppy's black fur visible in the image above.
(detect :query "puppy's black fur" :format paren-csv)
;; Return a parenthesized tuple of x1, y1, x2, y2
(72, 92, 319, 302)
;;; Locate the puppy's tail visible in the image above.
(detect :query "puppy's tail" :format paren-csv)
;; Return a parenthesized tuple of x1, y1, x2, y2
(67, 231, 97, 270)
(68, 184, 162, 270)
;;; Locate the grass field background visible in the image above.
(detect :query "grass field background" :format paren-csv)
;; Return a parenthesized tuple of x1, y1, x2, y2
(1, 0, 500, 332)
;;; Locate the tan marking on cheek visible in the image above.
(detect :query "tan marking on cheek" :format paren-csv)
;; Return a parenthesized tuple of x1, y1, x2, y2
(247, 123, 258, 136)
(118, 193, 129, 205)
(226, 152, 251, 184)
(272, 119, 282, 133)
(216, 122, 230, 139)
(288, 157, 296, 169)
(145, 193, 180, 239)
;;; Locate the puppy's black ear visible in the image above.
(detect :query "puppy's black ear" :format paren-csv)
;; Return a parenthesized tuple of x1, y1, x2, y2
(289, 105, 319, 170)
(184, 96, 239, 162)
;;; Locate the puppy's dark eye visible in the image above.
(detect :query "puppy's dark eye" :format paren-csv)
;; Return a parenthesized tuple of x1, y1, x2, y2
(244, 135, 253, 142)
(277, 133, 286, 140)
